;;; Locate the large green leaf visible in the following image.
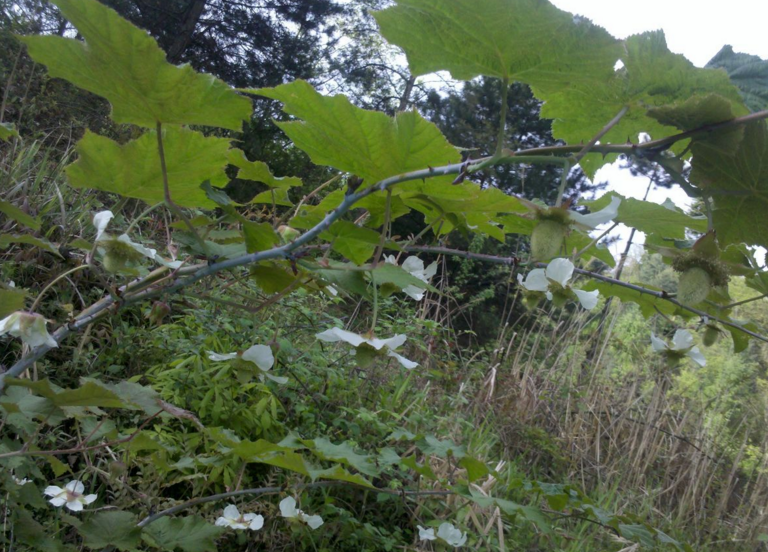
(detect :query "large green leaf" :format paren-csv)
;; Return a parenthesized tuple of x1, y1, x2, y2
(142, 516, 224, 552)
(78, 511, 141, 551)
(20, 0, 250, 129)
(308, 437, 380, 477)
(66, 128, 230, 208)
(250, 80, 460, 185)
(0, 199, 41, 230)
(689, 122, 768, 248)
(0, 234, 62, 257)
(373, 0, 621, 95)
(541, 31, 746, 177)
(228, 149, 302, 190)
(706, 45, 768, 113)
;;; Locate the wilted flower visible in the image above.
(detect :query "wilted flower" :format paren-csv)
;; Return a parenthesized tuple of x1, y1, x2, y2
(208, 344, 288, 384)
(517, 258, 599, 310)
(215, 504, 264, 530)
(0, 311, 58, 348)
(384, 255, 438, 300)
(315, 327, 418, 369)
(93, 210, 182, 272)
(43, 480, 97, 512)
(651, 329, 706, 367)
(418, 522, 468, 547)
(279, 496, 323, 529)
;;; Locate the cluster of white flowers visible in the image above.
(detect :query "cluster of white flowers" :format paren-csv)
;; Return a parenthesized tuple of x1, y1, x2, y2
(517, 258, 599, 310)
(208, 343, 288, 384)
(316, 327, 417, 369)
(279, 496, 324, 529)
(651, 329, 706, 366)
(419, 521, 467, 547)
(215, 504, 264, 530)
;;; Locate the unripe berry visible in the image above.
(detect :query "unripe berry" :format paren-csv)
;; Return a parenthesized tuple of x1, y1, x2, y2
(703, 324, 720, 347)
(530, 220, 566, 260)
(277, 225, 300, 243)
(102, 251, 127, 273)
(677, 267, 712, 306)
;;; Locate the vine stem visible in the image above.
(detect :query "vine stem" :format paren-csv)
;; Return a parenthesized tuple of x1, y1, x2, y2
(4, 109, 768, 390)
(495, 77, 510, 158)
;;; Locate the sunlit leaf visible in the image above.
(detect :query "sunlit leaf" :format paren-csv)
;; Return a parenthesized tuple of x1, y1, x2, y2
(0, 122, 19, 141)
(66, 128, 230, 208)
(243, 222, 279, 253)
(0, 288, 27, 318)
(228, 149, 302, 189)
(321, 221, 380, 265)
(250, 80, 460, 185)
(20, 0, 251, 129)
(374, 0, 621, 94)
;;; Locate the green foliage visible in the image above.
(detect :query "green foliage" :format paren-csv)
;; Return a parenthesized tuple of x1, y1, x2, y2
(706, 45, 768, 112)
(66, 128, 230, 208)
(19, 0, 251, 129)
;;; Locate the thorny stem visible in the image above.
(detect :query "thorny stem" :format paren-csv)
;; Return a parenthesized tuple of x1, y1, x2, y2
(372, 188, 392, 266)
(5, 109, 768, 389)
(572, 223, 619, 260)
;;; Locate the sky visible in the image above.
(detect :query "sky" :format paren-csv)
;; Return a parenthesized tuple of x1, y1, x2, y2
(547, 0, 768, 263)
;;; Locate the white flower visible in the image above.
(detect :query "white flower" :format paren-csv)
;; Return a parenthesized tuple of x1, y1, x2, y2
(651, 329, 706, 367)
(43, 480, 97, 512)
(215, 504, 264, 530)
(437, 522, 468, 547)
(418, 522, 467, 547)
(384, 255, 438, 301)
(13, 477, 30, 485)
(315, 327, 418, 369)
(207, 344, 288, 384)
(93, 210, 182, 269)
(516, 258, 599, 310)
(418, 525, 436, 541)
(569, 196, 621, 230)
(0, 312, 58, 348)
(279, 496, 323, 529)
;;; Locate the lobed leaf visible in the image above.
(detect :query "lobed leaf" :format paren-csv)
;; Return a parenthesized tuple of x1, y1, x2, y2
(20, 0, 251, 129)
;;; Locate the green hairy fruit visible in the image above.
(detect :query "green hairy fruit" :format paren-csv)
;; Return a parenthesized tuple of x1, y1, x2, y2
(703, 324, 721, 347)
(531, 220, 567, 260)
(102, 251, 128, 273)
(677, 267, 712, 306)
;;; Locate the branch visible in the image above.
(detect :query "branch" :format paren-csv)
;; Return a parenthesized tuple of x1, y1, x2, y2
(5, 108, 768, 388)
(403, 246, 768, 344)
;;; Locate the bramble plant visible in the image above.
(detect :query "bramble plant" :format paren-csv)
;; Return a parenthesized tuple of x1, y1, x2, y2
(1, 0, 768, 550)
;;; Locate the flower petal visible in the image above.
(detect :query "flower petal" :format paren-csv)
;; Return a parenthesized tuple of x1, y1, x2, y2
(387, 350, 418, 369)
(264, 373, 289, 385)
(280, 496, 298, 518)
(49, 496, 67, 507)
(65, 499, 84, 512)
(418, 526, 437, 541)
(671, 329, 694, 351)
(437, 522, 467, 547)
(44, 485, 63, 497)
(117, 234, 158, 261)
(248, 515, 265, 530)
(402, 256, 426, 277)
(402, 284, 426, 301)
(215, 517, 234, 527)
(315, 327, 366, 347)
(208, 352, 238, 361)
(82, 494, 98, 505)
(93, 210, 114, 242)
(569, 196, 621, 229)
(423, 261, 439, 280)
(650, 333, 668, 352)
(520, 269, 549, 292)
(687, 347, 707, 367)
(66, 480, 85, 494)
(546, 258, 575, 287)
(241, 344, 274, 371)
(223, 504, 240, 520)
(369, 334, 407, 351)
(304, 514, 324, 530)
(573, 289, 599, 310)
